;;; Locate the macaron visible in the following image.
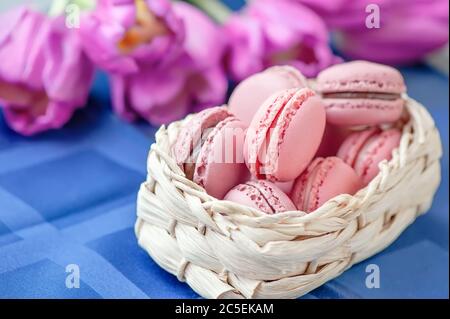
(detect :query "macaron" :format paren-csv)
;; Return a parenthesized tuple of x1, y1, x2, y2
(317, 60, 406, 126)
(173, 106, 249, 199)
(244, 88, 326, 182)
(337, 127, 402, 185)
(228, 65, 308, 126)
(224, 180, 296, 214)
(290, 157, 362, 213)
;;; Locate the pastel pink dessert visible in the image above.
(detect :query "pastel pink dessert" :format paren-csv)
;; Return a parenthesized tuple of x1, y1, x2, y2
(317, 61, 406, 126)
(290, 157, 362, 213)
(173, 106, 249, 199)
(224, 180, 296, 214)
(337, 127, 402, 186)
(244, 88, 326, 182)
(228, 65, 308, 126)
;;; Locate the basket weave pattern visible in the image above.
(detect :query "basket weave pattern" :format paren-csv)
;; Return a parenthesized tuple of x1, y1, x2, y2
(135, 98, 442, 299)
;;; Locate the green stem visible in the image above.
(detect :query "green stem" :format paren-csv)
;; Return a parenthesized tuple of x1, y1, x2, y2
(184, 0, 232, 24)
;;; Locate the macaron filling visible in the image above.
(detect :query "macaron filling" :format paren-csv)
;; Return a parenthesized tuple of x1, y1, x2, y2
(322, 92, 402, 101)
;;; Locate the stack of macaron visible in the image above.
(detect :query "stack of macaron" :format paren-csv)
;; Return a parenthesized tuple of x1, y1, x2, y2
(172, 60, 406, 214)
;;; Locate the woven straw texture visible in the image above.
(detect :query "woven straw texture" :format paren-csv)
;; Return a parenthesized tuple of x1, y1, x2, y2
(135, 97, 442, 299)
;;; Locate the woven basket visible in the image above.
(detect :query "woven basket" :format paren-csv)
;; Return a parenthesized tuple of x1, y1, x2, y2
(135, 97, 442, 299)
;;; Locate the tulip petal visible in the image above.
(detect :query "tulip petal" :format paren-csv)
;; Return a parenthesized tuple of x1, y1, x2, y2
(224, 0, 339, 80)
(0, 8, 94, 135)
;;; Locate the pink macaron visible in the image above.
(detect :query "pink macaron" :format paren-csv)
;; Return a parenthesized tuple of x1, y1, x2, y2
(244, 88, 326, 182)
(224, 180, 296, 214)
(337, 127, 402, 186)
(173, 106, 249, 199)
(317, 61, 406, 126)
(290, 157, 362, 213)
(228, 65, 308, 126)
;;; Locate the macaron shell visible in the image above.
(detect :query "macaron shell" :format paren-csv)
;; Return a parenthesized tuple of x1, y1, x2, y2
(271, 65, 308, 84)
(290, 158, 324, 212)
(337, 127, 380, 167)
(291, 157, 362, 213)
(353, 129, 402, 185)
(308, 157, 362, 212)
(317, 60, 406, 94)
(247, 180, 296, 212)
(245, 88, 326, 182)
(229, 66, 307, 125)
(195, 117, 249, 199)
(224, 180, 296, 214)
(173, 106, 231, 165)
(266, 93, 326, 181)
(324, 98, 404, 126)
(224, 183, 273, 214)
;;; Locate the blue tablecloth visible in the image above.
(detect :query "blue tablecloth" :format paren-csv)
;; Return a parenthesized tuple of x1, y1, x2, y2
(0, 1, 448, 299)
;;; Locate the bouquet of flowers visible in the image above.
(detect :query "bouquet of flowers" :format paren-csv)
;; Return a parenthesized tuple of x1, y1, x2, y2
(0, 0, 447, 135)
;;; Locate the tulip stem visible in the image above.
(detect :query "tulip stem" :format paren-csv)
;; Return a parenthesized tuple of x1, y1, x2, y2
(184, 0, 232, 24)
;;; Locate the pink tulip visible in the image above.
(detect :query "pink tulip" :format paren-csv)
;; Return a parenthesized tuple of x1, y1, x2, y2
(335, 0, 449, 64)
(224, 0, 340, 81)
(293, 0, 449, 64)
(292, 0, 388, 29)
(81, 0, 227, 125)
(79, 0, 184, 74)
(0, 7, 94, 135)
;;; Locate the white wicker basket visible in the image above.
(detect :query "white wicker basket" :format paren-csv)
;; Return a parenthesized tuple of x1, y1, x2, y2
(135, 97, 442, 299)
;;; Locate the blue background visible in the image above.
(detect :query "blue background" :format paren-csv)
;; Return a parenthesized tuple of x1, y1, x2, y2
(0, 0, 448, 298)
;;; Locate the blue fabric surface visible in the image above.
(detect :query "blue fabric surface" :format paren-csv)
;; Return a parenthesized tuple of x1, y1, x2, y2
(0, 0, 448, 299)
